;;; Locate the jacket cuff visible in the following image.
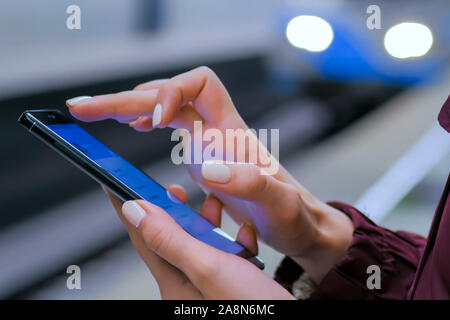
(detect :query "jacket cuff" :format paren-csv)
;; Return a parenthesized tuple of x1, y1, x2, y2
(309, 201, 426, 300)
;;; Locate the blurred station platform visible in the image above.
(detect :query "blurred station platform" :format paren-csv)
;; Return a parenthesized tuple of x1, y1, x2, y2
(0, 0, 449, 299)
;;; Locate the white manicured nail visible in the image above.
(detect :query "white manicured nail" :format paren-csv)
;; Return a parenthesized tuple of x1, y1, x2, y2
(152, 103, 162, 127)
(66, 96, 92, 107)
(201, 161, 231, 183)
(122, 201, 147, 227)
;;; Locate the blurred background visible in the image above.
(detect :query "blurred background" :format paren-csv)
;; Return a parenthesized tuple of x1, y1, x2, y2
(1, 0, 449, 299)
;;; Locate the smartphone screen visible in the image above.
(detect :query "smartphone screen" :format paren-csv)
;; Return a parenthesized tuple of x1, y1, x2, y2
(46, 122, 246, 255)
(19, 110, 264, 268)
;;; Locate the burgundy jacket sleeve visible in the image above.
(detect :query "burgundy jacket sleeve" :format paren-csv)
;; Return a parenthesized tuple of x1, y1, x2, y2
(275, 202, 427, 299)
(310, 202, 426, 299)
(275, 97, 448, 299)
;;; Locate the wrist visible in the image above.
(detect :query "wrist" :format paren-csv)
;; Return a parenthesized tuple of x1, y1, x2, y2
(291, 200, 354, 284)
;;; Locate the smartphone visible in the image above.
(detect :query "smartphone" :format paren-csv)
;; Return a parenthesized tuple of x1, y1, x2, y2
(18, 109, 264, 269)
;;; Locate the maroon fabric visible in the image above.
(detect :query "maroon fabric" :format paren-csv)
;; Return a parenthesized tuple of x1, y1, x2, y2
(274, 97, 450, 300)
(309, 202, 426, 300)
(408, 175, 450, 299)
(438, 95, 450, 133)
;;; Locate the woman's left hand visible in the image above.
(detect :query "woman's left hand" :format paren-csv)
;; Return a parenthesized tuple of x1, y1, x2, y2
(103, 184, 294, 300)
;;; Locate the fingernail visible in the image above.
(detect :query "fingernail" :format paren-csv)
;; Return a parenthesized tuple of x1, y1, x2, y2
(66, 96, 92, 107)
(201, 160, 231, 183)
(122, 201, 147, 227)
(152, 103, 162, 127)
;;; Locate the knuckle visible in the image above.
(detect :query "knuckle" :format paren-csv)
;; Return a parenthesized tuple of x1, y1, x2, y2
(247, 166, 268, 195)
(133, 83, 145, 90)
(142, 220, 169, 254)
(196, 66, 218, 82)
(196, 65, 214, 75)
(160, 79, 183, 102)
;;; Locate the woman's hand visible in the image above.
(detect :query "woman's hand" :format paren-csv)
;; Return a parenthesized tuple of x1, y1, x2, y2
(67, 66, 353, 282)
(103, 184, 294, 300)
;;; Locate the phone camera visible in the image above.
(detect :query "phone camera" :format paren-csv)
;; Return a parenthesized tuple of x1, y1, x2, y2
(48, 115, 56, 119)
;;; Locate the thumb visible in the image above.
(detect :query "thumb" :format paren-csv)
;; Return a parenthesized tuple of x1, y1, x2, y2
(200, 161, 317, 257)
(121, 200, 222, 284)
(121, 199, 294, 299)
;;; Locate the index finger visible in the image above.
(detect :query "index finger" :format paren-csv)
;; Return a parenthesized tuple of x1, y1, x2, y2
(155, 66, 237, 128)
(66, 89, 158, 123)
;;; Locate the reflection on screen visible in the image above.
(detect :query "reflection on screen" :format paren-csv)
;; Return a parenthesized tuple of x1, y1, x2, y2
(48, 123, 243, 254)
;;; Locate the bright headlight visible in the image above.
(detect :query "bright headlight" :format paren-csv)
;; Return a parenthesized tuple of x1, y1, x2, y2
(286, 15, 334, 52)
(384, 22, 433, 59)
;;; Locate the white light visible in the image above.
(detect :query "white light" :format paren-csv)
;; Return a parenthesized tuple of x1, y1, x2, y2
(286, 15, 334, 52)
(384, 22, 433, 59)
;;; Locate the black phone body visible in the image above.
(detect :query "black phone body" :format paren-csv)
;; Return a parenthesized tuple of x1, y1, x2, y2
(18, 109, 264, 269)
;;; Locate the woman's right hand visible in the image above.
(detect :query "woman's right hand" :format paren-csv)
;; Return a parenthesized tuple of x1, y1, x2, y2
(67, 66, 353, 282)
